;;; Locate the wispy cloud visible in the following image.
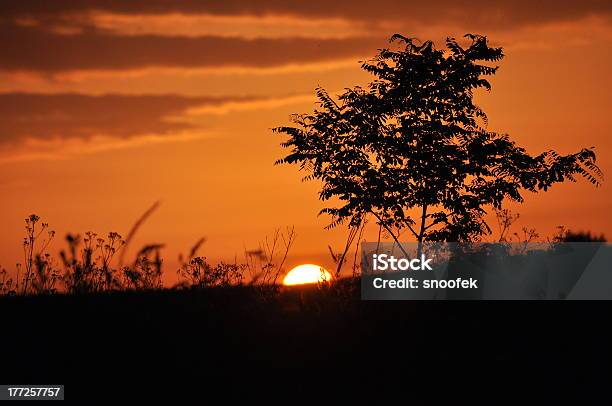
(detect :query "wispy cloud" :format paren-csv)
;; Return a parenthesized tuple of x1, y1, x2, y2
(89, 13, 371, 40)
(0, 93, 254, 144)
(0, 21, 382, 73)
(3, 1, 610, 28)
(0, 131, 210, 163)
(0, 92, 318, 161)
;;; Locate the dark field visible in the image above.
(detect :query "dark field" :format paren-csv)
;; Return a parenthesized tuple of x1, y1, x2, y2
(2, 283, 611, 400)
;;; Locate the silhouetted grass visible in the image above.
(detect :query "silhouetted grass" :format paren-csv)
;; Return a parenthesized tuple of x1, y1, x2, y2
(0, 212, 610, 399)
(0, 207, 606, 298)
(0, 212, 300, 297)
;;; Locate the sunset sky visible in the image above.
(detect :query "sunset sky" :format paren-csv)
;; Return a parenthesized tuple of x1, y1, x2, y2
(0, 1, 611, 281)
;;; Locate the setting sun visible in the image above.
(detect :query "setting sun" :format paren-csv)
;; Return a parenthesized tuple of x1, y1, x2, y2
(282, 264, 332, 286)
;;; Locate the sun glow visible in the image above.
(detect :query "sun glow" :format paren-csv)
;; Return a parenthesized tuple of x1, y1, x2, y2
(282, 264, 332, 286)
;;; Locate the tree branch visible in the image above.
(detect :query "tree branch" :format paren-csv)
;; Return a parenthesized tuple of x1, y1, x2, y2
(369, 211, 409, 257)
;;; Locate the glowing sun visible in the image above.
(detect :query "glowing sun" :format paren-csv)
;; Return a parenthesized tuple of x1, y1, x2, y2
(282, 264, 332, 286)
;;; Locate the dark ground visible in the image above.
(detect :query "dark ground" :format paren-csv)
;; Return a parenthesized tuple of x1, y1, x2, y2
(1, 282, 611, 401)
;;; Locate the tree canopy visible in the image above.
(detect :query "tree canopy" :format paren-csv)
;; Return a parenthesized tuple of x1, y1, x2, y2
(274, 34, 602, 246)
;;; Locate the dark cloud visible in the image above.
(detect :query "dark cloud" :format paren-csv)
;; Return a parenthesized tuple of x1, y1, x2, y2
(0, 93, 246, 144)
(0, 22, 382, 73)
(2, 0, 611, 28)
(1, 1, 610, 74)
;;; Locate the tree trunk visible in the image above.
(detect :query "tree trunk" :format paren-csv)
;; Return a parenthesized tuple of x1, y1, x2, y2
(417, 204, 427, 258)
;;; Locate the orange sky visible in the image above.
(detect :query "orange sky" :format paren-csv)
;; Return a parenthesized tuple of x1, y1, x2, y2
(0, 1, 611, 283)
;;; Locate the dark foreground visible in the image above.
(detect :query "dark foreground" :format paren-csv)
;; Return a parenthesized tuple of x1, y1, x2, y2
(2, 282, 611, 400)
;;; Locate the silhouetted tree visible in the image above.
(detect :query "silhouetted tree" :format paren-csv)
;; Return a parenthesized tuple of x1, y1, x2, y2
(553, 228, 606, 242)
(274, 34, 602, 254)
